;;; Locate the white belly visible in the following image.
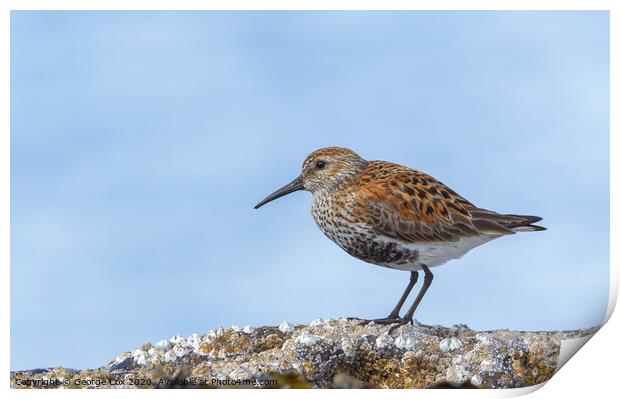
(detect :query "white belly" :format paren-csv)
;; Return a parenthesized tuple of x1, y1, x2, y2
(380, 235, 498, 271)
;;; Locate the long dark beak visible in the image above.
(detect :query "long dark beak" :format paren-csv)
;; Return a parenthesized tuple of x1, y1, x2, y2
(254, 175, 304, 209)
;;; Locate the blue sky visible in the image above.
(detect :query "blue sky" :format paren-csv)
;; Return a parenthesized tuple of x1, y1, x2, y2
(11, 11, 609, 370)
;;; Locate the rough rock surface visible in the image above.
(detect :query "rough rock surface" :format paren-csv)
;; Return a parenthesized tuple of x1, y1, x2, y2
(11, 319, 596, 389)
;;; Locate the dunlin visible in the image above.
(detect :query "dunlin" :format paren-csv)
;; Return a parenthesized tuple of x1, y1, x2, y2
(255, 147, 545, 326)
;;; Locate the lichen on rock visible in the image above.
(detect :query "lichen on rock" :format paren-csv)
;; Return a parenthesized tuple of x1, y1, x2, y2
(10, 319, 597, 389)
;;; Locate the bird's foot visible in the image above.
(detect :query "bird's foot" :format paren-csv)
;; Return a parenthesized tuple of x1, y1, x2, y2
(347, 316, 404, 325)
(369, 317, 404, 325)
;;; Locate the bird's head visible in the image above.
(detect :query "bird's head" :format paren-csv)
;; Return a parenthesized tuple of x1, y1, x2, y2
(254, 147, 367, 209)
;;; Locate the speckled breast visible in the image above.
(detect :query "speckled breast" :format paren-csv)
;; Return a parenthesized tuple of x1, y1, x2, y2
(310, 190, 420, 269)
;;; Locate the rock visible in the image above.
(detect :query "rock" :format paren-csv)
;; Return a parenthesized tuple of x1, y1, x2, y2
(470, 374, 483, 386)
(278, 321, 295, 334)
(295, 331, 321, 346)
(375, 331, 394, 349)
(155, 340, 170, 349)
(439, 337, 464, 352)
(10, 319, 597, 389)
(394, 333, 416, 350)
(109, 357, 134, 372)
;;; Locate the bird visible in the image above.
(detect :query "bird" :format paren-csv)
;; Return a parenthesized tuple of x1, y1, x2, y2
(254, 147, 545, 326)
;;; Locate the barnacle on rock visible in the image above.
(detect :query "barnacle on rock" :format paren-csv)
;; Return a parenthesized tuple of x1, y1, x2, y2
(10, 319, 597, 389)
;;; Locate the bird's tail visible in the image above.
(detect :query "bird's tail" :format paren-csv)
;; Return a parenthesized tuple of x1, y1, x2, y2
(503, 214, 547, 232)
(468, 208, 546, 233)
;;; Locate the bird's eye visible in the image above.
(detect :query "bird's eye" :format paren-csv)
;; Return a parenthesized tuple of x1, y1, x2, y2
(315, 160, 326, 169)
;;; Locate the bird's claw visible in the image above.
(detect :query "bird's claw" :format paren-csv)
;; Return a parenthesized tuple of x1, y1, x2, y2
(347, 316, 411, 326)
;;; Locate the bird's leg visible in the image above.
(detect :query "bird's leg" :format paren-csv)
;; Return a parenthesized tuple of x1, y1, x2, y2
(372, 271, 418, 323)
(392, 265, 433, 329)
(350, 271, 418, 325)
(386, 271, 419, 319)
